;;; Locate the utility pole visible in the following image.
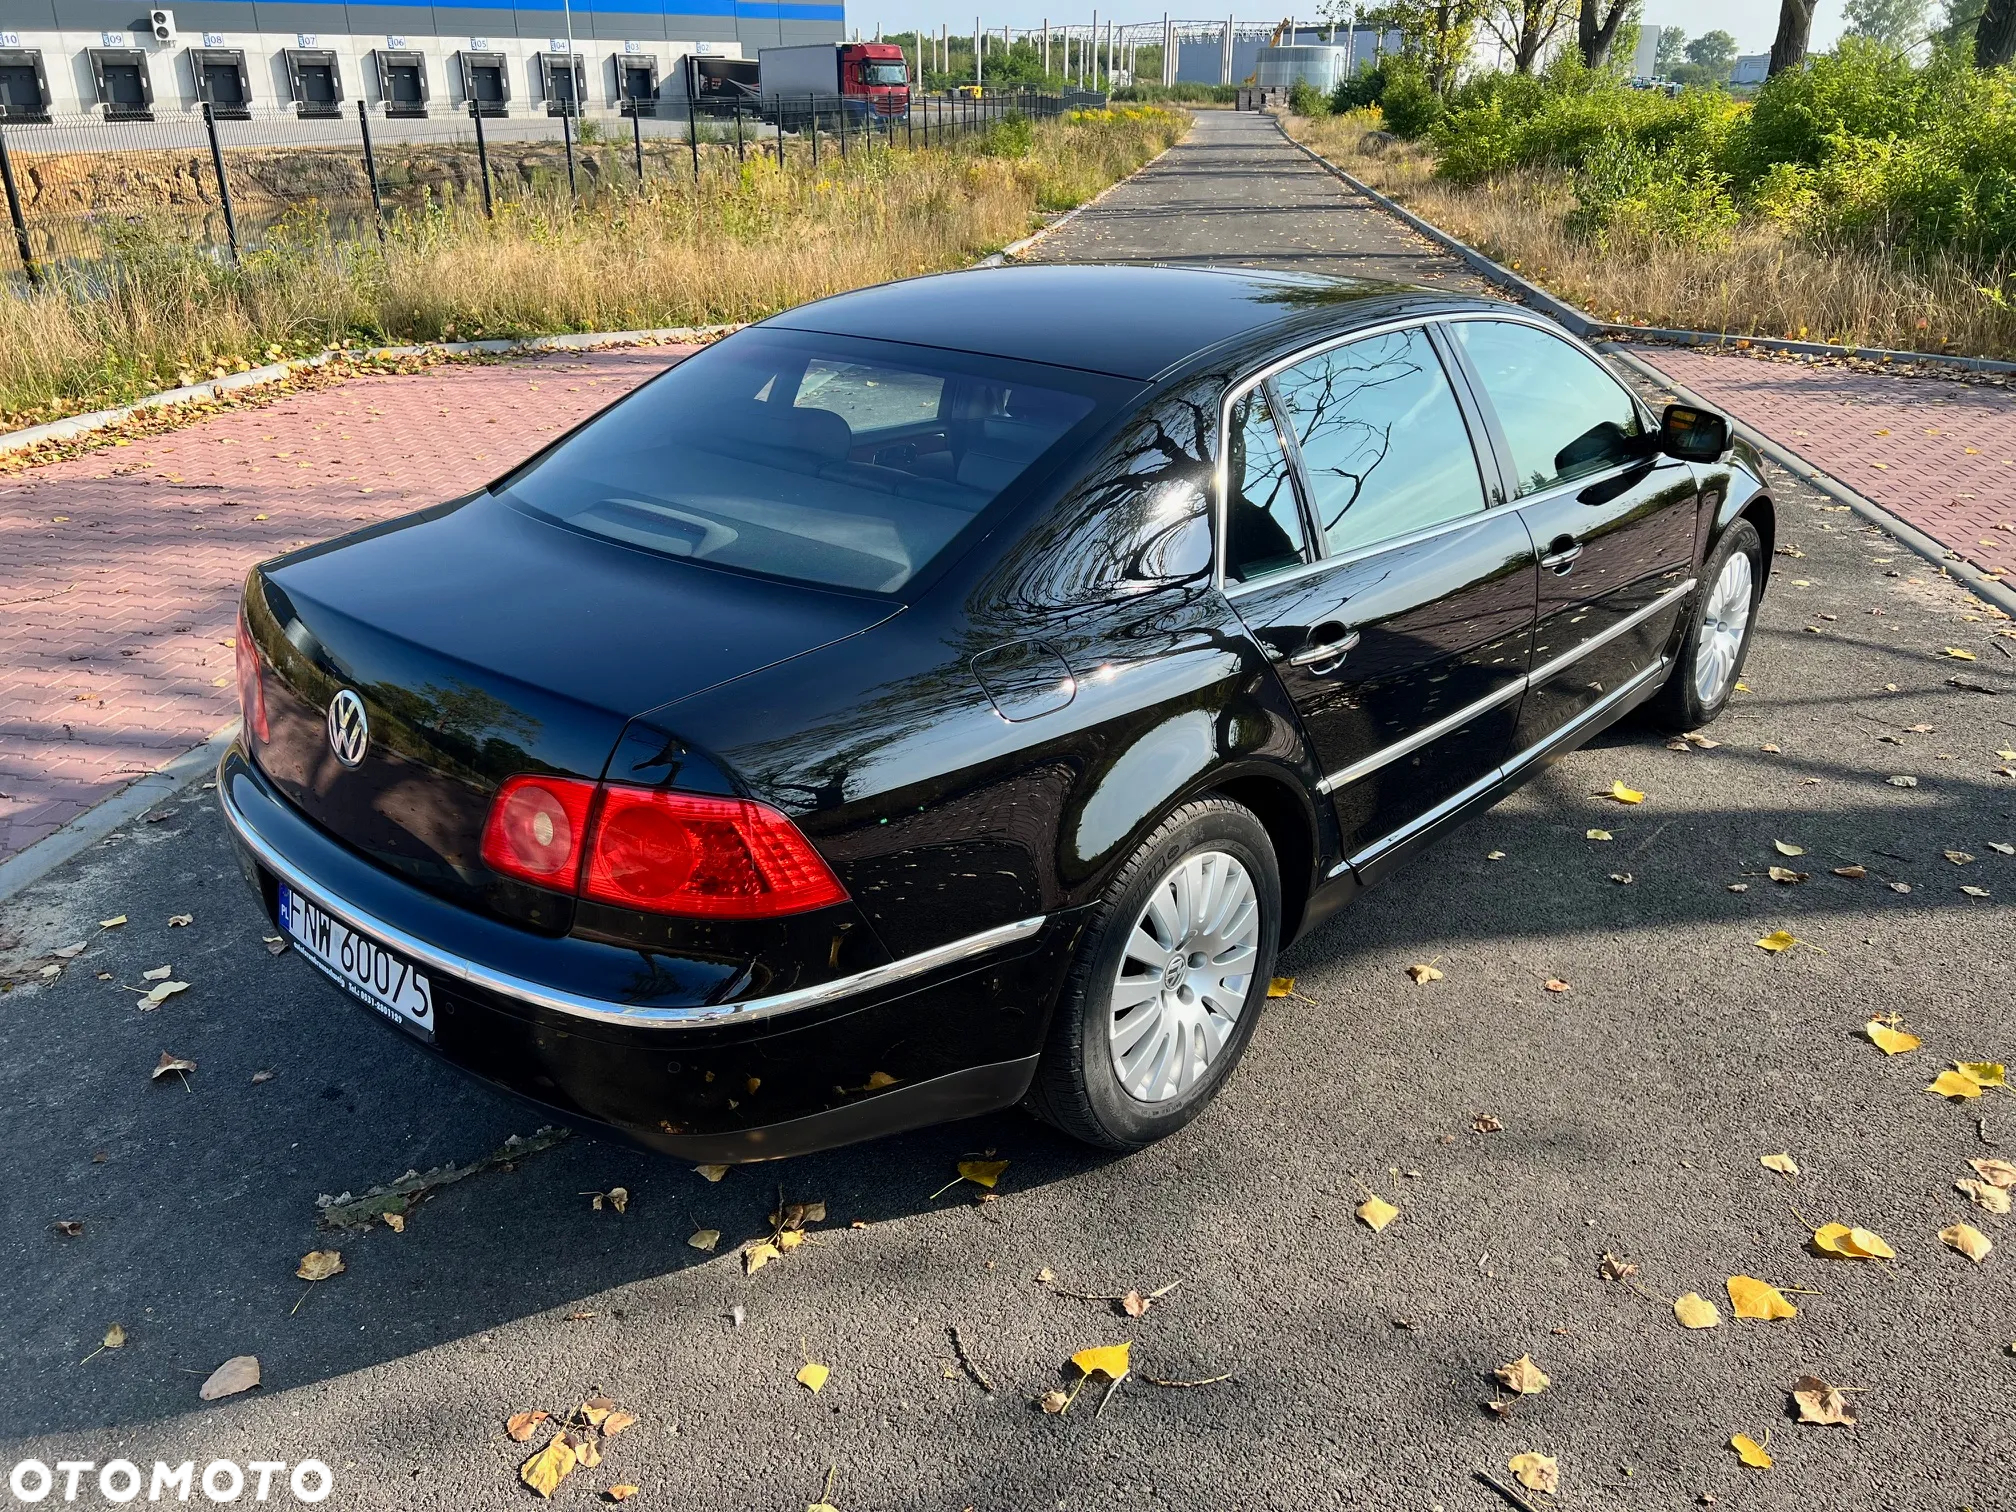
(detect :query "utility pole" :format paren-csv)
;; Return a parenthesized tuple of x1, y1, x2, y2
(973, 15, 981, 86)
(1042, 17, 1049, 74)
(1089, 9, 1097, 87)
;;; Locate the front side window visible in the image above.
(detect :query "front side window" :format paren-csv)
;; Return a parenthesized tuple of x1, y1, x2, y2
(1453, 319, 1644, 497)
(1223, 386, 1311, 583)
(498, 330, 1107, 594)
(1273, 327, 1488, 558)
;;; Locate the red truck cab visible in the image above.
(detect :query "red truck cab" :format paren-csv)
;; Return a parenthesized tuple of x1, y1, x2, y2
(845, 42, 909, 115)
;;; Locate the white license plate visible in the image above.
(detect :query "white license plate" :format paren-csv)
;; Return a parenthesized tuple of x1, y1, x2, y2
(279, 884, 435, 1042)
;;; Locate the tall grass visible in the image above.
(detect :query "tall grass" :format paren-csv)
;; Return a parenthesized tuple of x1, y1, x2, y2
(0, 107, 1182, 427)
(1289, 108, 2016, 359)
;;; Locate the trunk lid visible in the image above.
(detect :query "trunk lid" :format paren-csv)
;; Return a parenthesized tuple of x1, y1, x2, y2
(246, 494, 898, 926)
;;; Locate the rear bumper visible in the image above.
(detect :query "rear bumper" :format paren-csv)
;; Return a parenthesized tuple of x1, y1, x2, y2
(218, 745, 1077, 1160)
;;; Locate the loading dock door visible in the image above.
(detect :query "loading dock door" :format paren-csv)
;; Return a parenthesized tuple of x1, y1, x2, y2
(191, 48, 252, 117)
(284, 48, 343, 116)
(619, 56, 658, 115)
(375, 50, 429, 116)
(0, 49, 51, 120)
(539, 53, 585, 116)
(88, 48, 155, 117)
(459, 51, 509, 115)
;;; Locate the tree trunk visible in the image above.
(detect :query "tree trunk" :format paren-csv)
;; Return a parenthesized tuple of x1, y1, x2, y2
(1578, 0, 1626, 69)
(1768, 0, 1815, 76)
(1978, 0, 2016, 68)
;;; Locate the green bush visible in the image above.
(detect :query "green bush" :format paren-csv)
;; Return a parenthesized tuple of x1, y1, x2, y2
(1288, 79, 1331, 118)
(1330, 62, 1388, 113)
(1111, 81, 1237, 103)
(1379, 64, 1445, 138)
(1565, 130, 1740, 249)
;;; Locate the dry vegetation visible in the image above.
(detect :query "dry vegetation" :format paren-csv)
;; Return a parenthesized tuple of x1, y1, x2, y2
(1289, 109, 2016, 360)
(0, 107, 1183, 426)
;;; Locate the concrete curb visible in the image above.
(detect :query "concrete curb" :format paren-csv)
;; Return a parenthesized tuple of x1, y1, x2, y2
(0, 325, 741, 460)
(1608, 345, 2016, 621)
(1278, 121, 2016, 379)
(0, 724, 240, 904)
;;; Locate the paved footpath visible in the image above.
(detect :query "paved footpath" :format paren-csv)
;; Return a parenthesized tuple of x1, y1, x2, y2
(2, 105, 2013, 1512)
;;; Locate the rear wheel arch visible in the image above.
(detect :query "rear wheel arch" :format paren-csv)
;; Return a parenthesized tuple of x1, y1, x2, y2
(1209, 771, 1316, 948)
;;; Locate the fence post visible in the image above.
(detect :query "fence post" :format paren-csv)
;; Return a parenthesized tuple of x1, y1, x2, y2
(733, 96, 744, 162)
(356, 100, 386, 243)
(470, 100, 495, 218)
(810, 96, 818, 169)
(632, 104, 645, 185)
(561, 105, 578, 198)
(0, 123, 38, 288)
(685, 90, 700, 181)
(203, 102, 241, 263)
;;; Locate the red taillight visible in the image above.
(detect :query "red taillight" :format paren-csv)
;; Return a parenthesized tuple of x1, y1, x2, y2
(481, 775, 598, 887)
(480, 778, 848, 920)
(235, 612, 269, 743)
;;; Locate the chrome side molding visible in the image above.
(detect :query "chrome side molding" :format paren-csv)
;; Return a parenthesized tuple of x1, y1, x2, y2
(219, 777, 1045, 1029)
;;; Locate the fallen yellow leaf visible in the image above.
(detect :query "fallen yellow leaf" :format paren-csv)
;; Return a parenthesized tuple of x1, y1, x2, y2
(1726, 1275, 1797, 1320)
(1071, 1343, 1131, 1382)
(1864, 1020, 1921, 1055)
(198, 1355, 260, 1401)
(1506, 1452, 1559, 1495)
(1969, 1157, 2016, 1189)
(506, 1410, 549, 1443)
(958, 1159, 1009, 1189)
(103, 1323, 126, 1349)
(1928, 1069, 1985, 1099)
(1585, 828, 1613, 841)
(687, 1228, 721, 1252)
(1406, 962, 1443, 983)
(1494, 1355, 1550, 1395)
(1760, 1153, 1799, 1176)
(1955, 1178, 2011, 1214)
(1356, 1195, 1399, 1232)
(743, 1241, 782, 1274)
(1730, 1433, 1773, 1469)
(294, 1250, 344, 1282)
(1773, 840, 1805, 856)
(1942, 1222, 1993, 1262)
(864, 1070, 899, 1090)
(1755, 930, 1800, 952)
(520, 1435, 578, 1499)
(1600, 781, 1645, 804)
(1958, 1061, 2007, 1087)
(606, 1488, 640, 1503)
(695, 1164, 728, 1183)
(1673, 1293, 1721, 1329)
(1814, 1223, 1893, 1260)
(1267, 976, 1294, 997)
(796, 1361, 830, 1393)
(1943, 647, 1977, 660)
(1790, 1374, 1856, 1426)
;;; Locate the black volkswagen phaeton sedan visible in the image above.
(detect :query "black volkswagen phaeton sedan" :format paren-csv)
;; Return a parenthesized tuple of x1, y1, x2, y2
(223, 264, 1771, 1159)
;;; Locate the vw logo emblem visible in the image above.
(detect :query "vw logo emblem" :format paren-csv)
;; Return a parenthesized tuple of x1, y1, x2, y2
(326, 689, 370, 768)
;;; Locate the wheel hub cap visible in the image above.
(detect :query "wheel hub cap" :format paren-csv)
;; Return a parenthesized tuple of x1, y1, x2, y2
(1108, 848, 1261, 1104)
(1694, 549, 1754, 705)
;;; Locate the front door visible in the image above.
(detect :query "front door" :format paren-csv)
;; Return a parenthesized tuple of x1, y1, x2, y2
(1445, 317, 1702, 750)
(1224, 324, 1537, 866)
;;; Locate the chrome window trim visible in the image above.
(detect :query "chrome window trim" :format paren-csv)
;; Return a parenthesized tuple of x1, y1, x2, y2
(1314, 576, 1695, 796)
(1334, 652, 1675, 876)
(219, 778, 1045, 1029)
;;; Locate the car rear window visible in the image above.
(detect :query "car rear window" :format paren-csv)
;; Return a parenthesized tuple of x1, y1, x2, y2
(497, 329, 1113, 593)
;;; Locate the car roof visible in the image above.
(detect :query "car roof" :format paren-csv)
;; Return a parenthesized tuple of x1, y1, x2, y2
(762, 263, 1503, 383)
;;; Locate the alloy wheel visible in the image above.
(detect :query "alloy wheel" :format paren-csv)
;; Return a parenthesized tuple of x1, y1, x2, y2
(1108, 848, 1261, 1103)
(1693, 548, 1754, 705)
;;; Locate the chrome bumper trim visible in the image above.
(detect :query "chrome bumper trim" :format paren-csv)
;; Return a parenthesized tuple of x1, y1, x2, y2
(218, 772, 1045, 1029)
(1316, 576, 1696, 796)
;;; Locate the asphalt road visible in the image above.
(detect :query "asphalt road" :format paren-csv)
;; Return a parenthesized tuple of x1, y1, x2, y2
(4, 108, 2016, 1512)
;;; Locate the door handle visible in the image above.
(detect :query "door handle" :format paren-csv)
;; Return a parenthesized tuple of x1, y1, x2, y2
(1540, 538, 1584, 574)
(1287, 627, 1361, 670)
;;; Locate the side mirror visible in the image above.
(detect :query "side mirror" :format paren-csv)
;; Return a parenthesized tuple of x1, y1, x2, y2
(1658, 403, 1730, 462)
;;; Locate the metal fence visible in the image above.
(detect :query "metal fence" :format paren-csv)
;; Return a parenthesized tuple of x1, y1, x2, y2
(0, 87, 1090, 281)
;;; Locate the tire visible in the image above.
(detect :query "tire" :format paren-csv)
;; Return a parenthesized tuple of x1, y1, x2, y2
(1645, 517, 1763, 733)
(1026, 798, 1280, 1151)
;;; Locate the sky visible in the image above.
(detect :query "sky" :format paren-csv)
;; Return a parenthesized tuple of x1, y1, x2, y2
(862, 3, 1854, 56)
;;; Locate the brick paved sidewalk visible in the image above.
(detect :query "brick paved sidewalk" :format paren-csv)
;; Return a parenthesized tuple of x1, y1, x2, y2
(0, 346, 688, 863)
(1637, 347, 2016, 581)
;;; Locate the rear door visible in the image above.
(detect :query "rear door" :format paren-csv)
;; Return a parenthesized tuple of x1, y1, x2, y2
(1445, 316, 1702, 751)
(1224, 323, 1538, 869)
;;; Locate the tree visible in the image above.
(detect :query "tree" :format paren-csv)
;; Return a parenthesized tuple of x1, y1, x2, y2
(1481, 0, 1575, 72)
(1684, 29, 1739, 74)
(1369, 0, 1486, 94)
(1654, 25, 1687, 74)
(1577, 0, 1630, 68)
(1769, 0, 1816, 74)
(1978, 0, 2016, 65)
(1844, 0, 1930, 45)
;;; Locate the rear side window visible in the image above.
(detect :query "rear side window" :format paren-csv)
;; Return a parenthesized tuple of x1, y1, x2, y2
(498, 330, 1108, 594)
(1273, 327, 1488, 557)
(1223, 386, 1311, 583)
(1453, 320, 1644, 496)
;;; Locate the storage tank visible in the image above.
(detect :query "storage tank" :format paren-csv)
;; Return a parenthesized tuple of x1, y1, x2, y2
(1254, 44, 1347, 92)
